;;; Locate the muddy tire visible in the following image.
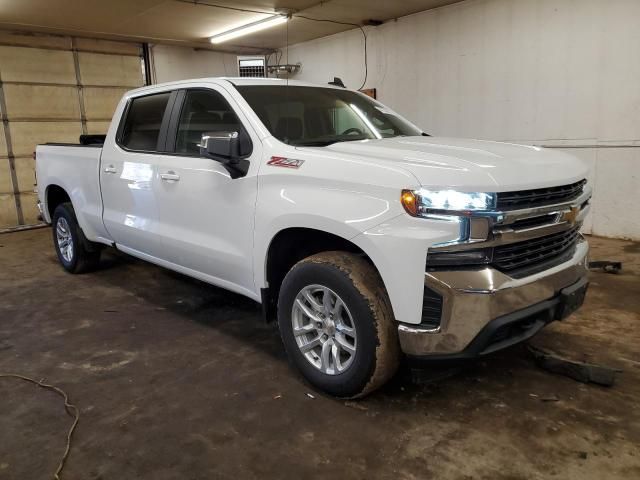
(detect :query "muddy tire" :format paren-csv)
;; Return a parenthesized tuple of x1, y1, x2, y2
(277, 251, 400, 398)
(52, 202, 101, 274)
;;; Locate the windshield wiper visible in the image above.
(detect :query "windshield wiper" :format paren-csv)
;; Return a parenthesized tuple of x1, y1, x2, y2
(296, 134, 429, 147)
(294, 136, 372, 147)
(293, 140, 338, 147)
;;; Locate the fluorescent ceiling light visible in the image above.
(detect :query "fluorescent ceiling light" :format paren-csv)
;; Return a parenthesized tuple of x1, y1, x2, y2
(210, 15, 287, 44)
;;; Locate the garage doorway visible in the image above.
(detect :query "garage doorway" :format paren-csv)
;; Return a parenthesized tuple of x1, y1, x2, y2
(0, 31, 145, 229)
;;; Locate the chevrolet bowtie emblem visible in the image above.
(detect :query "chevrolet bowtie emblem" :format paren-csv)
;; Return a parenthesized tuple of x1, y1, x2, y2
(562, 206, 580, 226)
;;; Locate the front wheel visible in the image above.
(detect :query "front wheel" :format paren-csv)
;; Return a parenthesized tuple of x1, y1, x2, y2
(52, 202, 101, 273)
(277, 251, 400, 398)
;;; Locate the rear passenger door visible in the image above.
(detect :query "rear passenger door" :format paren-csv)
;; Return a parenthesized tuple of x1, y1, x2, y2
(153, 86, 261, 297)
(100, 90, 175, 259)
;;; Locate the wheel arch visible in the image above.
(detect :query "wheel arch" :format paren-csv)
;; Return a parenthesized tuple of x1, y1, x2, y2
(260, 226, 391, 323)
(45, 183, 71, 221)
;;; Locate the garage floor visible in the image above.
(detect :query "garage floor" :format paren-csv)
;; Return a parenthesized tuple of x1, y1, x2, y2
(0, 229, 639, 480)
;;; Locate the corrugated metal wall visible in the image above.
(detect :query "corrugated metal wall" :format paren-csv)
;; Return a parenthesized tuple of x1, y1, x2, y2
(0, 31, 145, 229)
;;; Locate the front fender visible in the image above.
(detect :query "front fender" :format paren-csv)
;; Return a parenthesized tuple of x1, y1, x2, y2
(254, 211, 391, 293)
(252, 147, 429, 318)
(351, 215, 461, 324)
(252, 170, 407, 293)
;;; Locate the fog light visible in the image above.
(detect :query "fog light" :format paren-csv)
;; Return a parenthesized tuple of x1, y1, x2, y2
(426, 248, 493, 267)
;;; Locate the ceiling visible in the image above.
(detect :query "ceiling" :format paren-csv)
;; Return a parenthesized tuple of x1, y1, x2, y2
(0, 0, 463, 53)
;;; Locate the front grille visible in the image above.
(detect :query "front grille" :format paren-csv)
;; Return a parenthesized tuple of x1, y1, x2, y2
(493, 226, 581, 277)
(497, 179, 586, 210)
(421, 286, 443, 328)
(510, 213, 558, 230)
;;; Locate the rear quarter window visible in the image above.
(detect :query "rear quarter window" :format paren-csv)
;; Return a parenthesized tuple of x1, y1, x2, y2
(120, 92, 172, 152)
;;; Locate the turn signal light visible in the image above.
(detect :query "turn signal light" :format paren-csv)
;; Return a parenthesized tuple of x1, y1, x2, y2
(400, 190, 418, 216)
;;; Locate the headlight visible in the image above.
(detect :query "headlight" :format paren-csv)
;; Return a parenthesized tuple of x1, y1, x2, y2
(401, 189, 497, 218)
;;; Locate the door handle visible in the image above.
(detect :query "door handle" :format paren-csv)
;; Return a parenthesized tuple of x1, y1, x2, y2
(160, 171, 180, 182)
(104, 165, 117, 174)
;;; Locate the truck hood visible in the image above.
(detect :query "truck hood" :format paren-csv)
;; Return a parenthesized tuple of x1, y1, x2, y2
(320, 136, 589, 191)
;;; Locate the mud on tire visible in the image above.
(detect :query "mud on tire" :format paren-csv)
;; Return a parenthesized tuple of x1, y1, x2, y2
(277, 251, 400, 398)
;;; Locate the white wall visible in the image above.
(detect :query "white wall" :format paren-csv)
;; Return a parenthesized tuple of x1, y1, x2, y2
(284, 0, 640, 240)
(151, 44, 238, 83)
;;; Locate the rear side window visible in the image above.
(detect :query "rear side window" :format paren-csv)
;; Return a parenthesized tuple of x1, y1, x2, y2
(120, 92, 171, 151)
(175, 89, 243, 154)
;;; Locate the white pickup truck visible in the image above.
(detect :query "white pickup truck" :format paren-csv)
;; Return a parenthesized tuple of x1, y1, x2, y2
(36, 78, 591, 397)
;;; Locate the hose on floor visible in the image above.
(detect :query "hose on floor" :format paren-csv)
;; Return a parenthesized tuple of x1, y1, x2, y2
(0, 374, 79, 479)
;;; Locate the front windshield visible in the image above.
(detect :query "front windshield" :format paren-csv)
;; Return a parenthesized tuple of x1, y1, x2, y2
(236, 85, 423, 146)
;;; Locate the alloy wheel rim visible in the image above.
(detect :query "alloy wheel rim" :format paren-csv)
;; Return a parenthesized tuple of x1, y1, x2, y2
(56, 217, 74, 263)
(291, 284, 357, 375)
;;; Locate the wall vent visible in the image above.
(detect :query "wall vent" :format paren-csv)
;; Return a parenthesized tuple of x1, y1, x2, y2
(237, 56, 266, 77)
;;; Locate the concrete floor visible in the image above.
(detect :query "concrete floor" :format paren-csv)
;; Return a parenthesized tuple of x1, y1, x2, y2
(0, 229, 639, 480)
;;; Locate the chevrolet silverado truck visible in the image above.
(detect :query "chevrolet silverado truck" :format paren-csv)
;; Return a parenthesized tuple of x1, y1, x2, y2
(36, 78, 591, 397)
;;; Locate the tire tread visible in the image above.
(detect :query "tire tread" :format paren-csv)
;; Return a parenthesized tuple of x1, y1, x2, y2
(279, 251, 399, 398)
(52, 202, 101, 274)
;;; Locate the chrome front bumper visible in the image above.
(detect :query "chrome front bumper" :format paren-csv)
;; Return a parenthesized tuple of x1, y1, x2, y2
(398, 236, 589, 357)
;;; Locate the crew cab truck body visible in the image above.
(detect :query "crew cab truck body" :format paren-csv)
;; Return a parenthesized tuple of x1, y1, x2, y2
(36, 78, 591, 397)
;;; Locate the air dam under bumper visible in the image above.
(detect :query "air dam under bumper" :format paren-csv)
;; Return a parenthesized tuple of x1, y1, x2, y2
(398, 237, 589, 358)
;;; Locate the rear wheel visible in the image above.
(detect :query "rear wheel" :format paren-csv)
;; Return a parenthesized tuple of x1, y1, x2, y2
(278, 251, 400, 398)
(52, 202, 101, 273)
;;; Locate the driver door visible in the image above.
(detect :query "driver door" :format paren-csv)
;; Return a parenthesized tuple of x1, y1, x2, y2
(154, 87, 260, 296)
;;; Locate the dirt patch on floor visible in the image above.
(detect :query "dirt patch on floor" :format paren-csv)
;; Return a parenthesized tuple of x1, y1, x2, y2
(0, 230, 639, 479)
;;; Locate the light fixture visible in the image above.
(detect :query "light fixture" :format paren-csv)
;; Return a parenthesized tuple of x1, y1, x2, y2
(210, 15, 288, 44)
(267, 63, 301, 76)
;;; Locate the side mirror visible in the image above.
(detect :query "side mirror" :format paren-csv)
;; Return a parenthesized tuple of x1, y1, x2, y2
(199, 131, 240, 164)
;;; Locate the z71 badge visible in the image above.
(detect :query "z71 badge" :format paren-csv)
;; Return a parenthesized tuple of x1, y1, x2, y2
(267, 156, 305, 169)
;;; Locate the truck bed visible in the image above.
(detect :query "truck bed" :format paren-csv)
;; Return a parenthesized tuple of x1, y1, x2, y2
(35, 143, 106, 242)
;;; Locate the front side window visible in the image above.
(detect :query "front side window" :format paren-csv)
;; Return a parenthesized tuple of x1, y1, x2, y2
(175, 89, 243, 154)
(120, 92, 171, 151)
(236, 85, 423, 146)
